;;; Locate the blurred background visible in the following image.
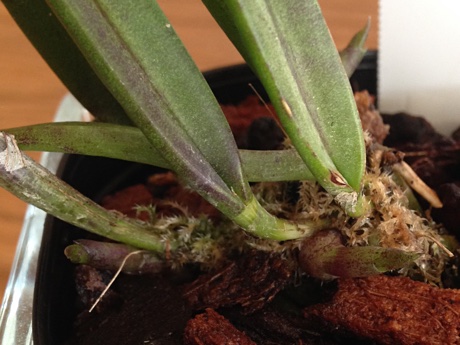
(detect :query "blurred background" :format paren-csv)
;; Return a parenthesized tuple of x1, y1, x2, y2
(0, 0, 377, 301)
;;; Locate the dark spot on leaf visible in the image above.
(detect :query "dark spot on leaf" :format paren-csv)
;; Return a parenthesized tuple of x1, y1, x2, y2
(330, 171, 347, 186)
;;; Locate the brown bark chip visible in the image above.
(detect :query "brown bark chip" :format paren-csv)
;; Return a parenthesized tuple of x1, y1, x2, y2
(184, 308, 256, 345)
(101, 184, 153, 220)
(355, 90, 389, 144)
(184, 251, 293, 313)
(303, 275, 460, 345)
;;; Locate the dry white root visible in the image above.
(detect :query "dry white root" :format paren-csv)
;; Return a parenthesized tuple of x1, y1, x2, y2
(392, 160, 443, 208)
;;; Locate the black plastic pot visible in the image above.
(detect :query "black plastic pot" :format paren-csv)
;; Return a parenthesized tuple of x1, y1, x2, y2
(33, 53, 378, 345)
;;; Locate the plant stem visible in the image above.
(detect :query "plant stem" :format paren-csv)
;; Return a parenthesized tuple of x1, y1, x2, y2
(233, 196, 325, 241)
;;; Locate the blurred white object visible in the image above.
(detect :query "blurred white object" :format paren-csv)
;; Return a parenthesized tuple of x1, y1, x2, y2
(0, 94, 86, 345)
(379, 0, 460, 136)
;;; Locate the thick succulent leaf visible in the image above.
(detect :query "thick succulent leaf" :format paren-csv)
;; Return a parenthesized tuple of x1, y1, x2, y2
(6, 122, 315, 182)
(240, 149, 315, 182)
(0, 133, 170, 252)
(43, 1, 315, 240)
(203, 0, 366, 194)
(1, 123, 315, 241)
(46, 0, 250, 217)
(1, 0, 130, 124)
(340, 19, 371, 77)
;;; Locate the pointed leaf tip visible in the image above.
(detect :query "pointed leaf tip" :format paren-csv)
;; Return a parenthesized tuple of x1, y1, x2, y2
(340, 18, 371, 77)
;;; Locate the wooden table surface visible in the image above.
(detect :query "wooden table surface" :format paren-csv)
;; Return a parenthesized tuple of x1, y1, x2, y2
(0, 1, 377, 301)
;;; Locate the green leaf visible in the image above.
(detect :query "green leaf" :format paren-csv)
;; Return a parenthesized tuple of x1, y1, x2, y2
(6, 122, 315, 182)
(0, 133, 169, 252)
(46, 0, 249, 217)
(340, 19, 371, 77)
(203, 0, 366, 196)
(1, 0, 130, 124)
(44, 0, 316, 240)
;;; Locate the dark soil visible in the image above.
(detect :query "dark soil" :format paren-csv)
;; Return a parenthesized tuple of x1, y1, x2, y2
(64, 98, 460, 345)
(382, 112, 460, 236)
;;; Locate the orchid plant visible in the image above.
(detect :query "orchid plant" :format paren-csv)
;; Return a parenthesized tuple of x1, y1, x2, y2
(0, 0, 445, 279)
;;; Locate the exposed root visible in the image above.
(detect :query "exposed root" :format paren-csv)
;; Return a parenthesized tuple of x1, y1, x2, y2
(89, 250, 146, 313)
(392, 160, 443, 208)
